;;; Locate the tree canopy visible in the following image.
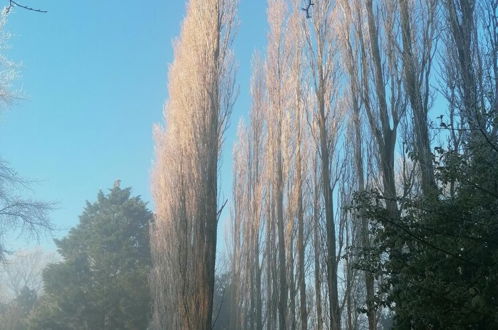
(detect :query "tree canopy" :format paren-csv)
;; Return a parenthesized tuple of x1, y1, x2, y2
(29, 185, 153, 330)
(354, 133, 498, 329)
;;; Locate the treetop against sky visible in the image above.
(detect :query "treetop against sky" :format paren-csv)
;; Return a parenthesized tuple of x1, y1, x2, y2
(0, 0, 267, 252)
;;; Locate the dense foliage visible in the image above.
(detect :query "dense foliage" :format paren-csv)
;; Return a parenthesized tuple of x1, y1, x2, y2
(29, 186, 153, 330)
(356, 136, 498, 328)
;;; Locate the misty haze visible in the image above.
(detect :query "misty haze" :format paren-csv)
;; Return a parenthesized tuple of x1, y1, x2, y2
(0, 0, 496, 329)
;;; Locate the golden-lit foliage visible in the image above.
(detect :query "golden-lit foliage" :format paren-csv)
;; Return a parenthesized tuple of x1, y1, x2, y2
(150, 0, 497, 328)
(150, 0, 237, 329)
(227, 0, 495, 329)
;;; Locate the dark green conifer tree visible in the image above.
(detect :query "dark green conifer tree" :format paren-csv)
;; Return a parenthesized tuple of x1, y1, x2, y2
(29, 184, 152, 330)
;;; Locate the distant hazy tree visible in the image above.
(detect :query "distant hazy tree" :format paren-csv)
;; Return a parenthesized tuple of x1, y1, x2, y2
(265, 1, 292, 328)
(336, 1, 375, 327)
(212, 272, 235, 330)
(310, 151, 324, 330)
(230, 129, 245, 329)
(0, 248, 57, 300)
(0, 249, 56, 330)
(0, 9, 52, 259)
(29, 185, 152, 330)
(230, 53, 268, 330)
(0, 14, 51, 323)
(0, 8, 17, 108)
(303, 0, 343, 328)
(150, 0, 237, 329)
(0, 286, 37, 330)
(0, 162, 53, 257)
(290, 10, 308, 329)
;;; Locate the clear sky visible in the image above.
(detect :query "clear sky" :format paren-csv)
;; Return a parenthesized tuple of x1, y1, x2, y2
(0, 0, 268, 253)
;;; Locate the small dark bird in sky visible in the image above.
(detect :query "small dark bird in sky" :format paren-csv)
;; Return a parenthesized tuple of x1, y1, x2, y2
(301, 0, 314, 19)
(436, 115, 448, 128)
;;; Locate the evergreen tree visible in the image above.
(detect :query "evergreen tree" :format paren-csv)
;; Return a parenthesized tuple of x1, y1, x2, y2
(29, 185, 152, 330)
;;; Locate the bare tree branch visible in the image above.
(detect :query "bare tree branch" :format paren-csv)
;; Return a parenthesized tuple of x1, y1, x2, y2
(5, 0, 47, 14)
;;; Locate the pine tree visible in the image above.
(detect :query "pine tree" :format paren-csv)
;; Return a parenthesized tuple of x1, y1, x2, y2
(29, 185, 152, 330)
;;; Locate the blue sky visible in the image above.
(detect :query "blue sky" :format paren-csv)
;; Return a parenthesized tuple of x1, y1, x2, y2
(0, 0, 268, 252)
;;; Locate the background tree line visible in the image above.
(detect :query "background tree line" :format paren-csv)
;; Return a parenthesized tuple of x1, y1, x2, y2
(225, 0, 497, 329)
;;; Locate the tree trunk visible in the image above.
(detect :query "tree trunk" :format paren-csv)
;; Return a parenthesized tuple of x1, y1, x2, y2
(313, 158, 323, 330)
(318, 100, 340, 330)
(399, 0, 436, 196)
(297, 147, 307, 330)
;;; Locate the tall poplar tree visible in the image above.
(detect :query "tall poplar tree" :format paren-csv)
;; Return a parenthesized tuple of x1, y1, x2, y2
(150, 0, 237, 329)
(304, 1, 343, 328)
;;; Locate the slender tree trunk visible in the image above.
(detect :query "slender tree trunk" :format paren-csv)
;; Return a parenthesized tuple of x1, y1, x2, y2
(289, 233, 296, 330)
(267, 199, 277, 330)
(352, 79, 376, 330)
(399, 0, 436, 196)
(318, 102, 340, 330)
(255, 233, 262, 330)
(297, 143, 307, 330)
(340, 2, 377, 325)
(276, 151, 288, 330)
(365, 0, 399, 217)
(312, 158, 323, 330)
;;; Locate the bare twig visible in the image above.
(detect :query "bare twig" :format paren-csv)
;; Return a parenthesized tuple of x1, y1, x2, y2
(301, 0, 314, 19)
(217, 199, 228, 220)
(6, 0, 47, 14)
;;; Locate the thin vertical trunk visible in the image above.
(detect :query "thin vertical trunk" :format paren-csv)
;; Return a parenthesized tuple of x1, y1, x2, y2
(399, 0, 436, 196)
(255, 232, 262, 330)
(345, 225, 353, 330)
(289, 233, 297, 330)
(364, 0, 399, 217)
(355, 133, 376, 330)
(317, 90, 340, 330)
(340, 1, 377, 325)
(267, 190, 280, 330)
(313, 159, 323, 330)
(306, 1, 342, 326)
(249, 209, 255, 330)
(276, 151, 288, 330)
(445, 0, 479, 129)
(252, 179, 262, 330)
(292, 18, 308, 326)
(266, 2, 290, 327)
(271, 203, 279, 330)
(266, 199, 275, 330)
(297, 138, 307, 330)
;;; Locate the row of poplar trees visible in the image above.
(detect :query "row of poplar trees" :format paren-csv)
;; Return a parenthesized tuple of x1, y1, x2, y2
(150, 0, 497, 329)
